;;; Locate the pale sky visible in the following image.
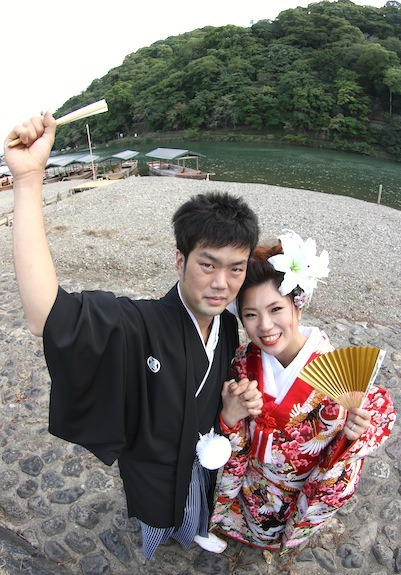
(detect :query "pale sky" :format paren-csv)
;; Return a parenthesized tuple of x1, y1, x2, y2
(1, 0, 386, 152)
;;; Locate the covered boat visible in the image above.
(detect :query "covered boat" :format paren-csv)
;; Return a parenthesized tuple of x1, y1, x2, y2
(145, 148, 209, 180)
(45, 154, 99, 182)
(0, 165, 13, 191)
(97, 150, 139, 180)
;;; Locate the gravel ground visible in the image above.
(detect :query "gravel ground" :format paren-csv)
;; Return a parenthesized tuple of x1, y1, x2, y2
(0, 176, 400, 575)
(0, 176, 400, 327)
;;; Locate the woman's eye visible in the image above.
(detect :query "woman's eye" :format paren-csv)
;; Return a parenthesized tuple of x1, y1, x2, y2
(272, 306, 283, 312)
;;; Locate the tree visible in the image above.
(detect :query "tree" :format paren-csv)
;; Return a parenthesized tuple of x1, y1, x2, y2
(250, 19, 274, 42)
(335, 70, 370, 117)
(380, 113, 401, 155)
(182, 55, 223, 98)
(383, 67, 401, 114)
(104, 81, 135, 135)
(252, 86, 281, 128)
(253, 42, 303, 81)
(356, 43, 400, 92)
(382, 1, 401, 37)
(277, 70, 334, 131)
(209, 94, 239, 129)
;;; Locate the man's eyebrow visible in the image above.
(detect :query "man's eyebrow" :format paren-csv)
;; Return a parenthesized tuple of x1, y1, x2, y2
(198, 251, 248, 265)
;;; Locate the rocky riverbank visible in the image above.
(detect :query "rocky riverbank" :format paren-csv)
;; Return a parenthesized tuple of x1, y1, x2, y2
(0, 177, 400, 575)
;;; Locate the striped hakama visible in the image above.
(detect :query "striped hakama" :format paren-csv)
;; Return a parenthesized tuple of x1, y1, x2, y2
(139, 459, 210, 559)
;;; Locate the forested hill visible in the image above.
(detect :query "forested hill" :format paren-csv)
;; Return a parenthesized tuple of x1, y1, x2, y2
(54, 0, 401, 158)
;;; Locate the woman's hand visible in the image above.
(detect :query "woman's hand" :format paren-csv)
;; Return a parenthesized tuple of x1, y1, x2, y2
(344, 407, 371, 441)
(221, 378, 263, 428)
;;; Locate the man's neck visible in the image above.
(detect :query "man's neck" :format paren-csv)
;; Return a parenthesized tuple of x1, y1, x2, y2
(176, 283, 218, 345)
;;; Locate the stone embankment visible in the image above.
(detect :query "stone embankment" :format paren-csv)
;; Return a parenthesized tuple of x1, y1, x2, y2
(0, 177, 400, 575)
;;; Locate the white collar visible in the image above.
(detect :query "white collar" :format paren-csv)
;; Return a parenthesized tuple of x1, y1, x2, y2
(261, 326, 322, 401)
(176, 283, 220, 363)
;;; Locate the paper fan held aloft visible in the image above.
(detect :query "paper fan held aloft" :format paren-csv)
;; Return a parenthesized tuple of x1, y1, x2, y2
(299, 346, 386, 410)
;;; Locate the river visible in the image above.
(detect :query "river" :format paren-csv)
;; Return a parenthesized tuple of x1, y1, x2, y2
(77, 141, 401, 210)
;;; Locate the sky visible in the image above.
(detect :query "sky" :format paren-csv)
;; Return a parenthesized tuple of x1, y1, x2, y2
(1, 0, 386, 153)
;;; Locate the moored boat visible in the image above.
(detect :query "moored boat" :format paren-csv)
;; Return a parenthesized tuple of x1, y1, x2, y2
(62, 169, 95, 181)
(145, 148, 210, 180)
(0, 176, 13, 191)
(0, 166, 13, 190)
(97, 150, 139, 180)
(44, 153, 100, 181)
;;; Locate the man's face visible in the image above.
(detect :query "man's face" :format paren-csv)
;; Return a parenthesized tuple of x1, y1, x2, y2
(176, 243, 250, 330)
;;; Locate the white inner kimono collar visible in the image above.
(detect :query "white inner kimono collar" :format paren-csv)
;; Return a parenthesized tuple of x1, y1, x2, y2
(177, 284, 220, 397)
(261, 326, 322, 403)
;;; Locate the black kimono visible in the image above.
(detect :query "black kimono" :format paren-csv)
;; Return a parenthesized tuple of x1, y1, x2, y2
(43, 284, 238, 528)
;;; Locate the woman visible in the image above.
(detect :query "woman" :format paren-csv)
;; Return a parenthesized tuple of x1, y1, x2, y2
(212, 230, 396, 552)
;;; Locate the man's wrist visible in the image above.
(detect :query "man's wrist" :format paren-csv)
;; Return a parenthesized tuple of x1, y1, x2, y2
(13, 171, 44, 188)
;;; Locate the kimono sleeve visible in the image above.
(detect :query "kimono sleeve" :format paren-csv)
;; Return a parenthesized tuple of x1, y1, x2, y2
(282, 385, 396, 549)
(212, 345, 252, 521)
(43, 286, 133, 465)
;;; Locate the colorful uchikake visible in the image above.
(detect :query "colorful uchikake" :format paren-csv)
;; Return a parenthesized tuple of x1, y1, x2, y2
(268, 229, 330, 308)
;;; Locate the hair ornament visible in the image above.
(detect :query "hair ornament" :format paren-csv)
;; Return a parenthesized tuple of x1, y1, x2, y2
(268, 229, 329, 307)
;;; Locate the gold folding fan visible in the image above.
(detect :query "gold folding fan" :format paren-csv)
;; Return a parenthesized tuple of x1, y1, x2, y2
(299, 346, 386, 410)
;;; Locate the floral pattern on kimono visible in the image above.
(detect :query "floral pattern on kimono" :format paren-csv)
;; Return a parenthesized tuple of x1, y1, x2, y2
(211, 332, 396, 551)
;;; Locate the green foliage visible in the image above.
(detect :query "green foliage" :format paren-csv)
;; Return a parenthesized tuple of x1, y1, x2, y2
(383, 66, 401, 113)
(183, 128, 202, 141)
(380, 113, 401, 154)
(53, 0, 401, 156)
(356, 43, 399, 93)
(330, 138, 374, 155)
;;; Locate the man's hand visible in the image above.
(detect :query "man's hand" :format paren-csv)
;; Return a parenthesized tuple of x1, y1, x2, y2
(221, 378, 263, 429)
(4, 112, 56, 181)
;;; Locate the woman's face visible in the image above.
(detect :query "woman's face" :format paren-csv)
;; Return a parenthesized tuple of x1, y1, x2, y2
(241, 281, 306, 367)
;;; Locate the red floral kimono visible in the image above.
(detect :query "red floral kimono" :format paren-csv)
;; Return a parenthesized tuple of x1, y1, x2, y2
(211, 327, 396, 551)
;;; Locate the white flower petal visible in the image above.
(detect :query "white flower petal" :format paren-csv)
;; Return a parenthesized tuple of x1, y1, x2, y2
(304, 237, 317, 257)
(278, 271, 299, 295)
(269, 230, 329, 303)
(279, 229, 304, 248)
(309, 250, 330, 278)
(297, 275, 317, 293)
(268, 253, 291, 273)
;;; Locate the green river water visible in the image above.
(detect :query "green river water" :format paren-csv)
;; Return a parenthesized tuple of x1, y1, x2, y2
(81, 141, 401, 210)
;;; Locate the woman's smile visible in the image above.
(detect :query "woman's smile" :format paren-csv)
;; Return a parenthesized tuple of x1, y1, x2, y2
(260, 333, 281, 346)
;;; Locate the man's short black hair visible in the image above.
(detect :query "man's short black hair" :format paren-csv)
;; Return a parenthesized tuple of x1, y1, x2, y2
(172, 192, 259, 259)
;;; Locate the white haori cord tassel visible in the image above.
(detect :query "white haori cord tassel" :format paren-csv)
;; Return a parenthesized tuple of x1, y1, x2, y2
(196, 427, 232, 470)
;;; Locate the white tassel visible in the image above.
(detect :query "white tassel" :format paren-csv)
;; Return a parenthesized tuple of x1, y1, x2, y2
(196, 427, 232, 470)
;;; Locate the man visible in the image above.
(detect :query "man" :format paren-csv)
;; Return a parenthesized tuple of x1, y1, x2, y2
(5, 113, 260, 559)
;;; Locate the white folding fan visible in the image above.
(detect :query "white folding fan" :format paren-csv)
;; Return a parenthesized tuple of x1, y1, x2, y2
(299, 346, 386, 410)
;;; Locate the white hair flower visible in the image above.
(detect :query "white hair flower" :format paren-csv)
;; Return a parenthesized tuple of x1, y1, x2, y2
(268, 229, 329, 305)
